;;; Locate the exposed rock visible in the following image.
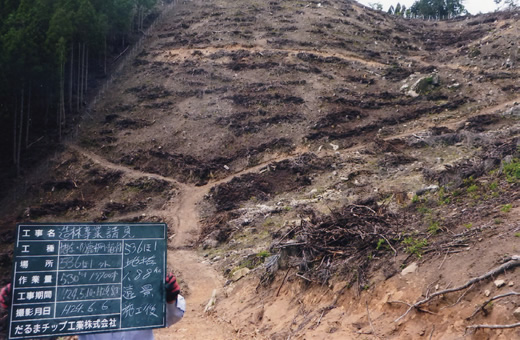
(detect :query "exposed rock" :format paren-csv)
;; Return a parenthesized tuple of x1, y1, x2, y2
(514, 307, 520, 320)
(202, 230, 220, 249)
(401, 262, 418, 276)
(252, 306, 265, 324)
(502, 105, 520, 117)
(494, 279, 506, 288)
(406, 73, 440, 97)
(416, 185, 439, 196)
(232, 267, 250, 281)
(484, 290, 491, 297)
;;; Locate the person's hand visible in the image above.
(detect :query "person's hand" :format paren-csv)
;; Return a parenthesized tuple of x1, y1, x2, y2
(165, 273, 180, 304)
(0, 283, 11, 309)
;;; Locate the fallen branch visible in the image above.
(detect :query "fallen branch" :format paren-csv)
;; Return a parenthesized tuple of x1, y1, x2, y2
(440, 284, 474, 310)
(467, 322, 520, 330)
(113, 46, 130, 63)
(395, 255, 520, 322)
(204, 289, 218, 314)
(467, 291, 520, 320)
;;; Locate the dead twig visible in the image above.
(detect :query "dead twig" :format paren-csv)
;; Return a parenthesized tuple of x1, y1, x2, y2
(467, 291, 520, 320)
(440, 284, 474, 310)
(388, 300, 436, 317)
(350, 204, 376, 215)
(429, 326, 435, 340)
(395, 255, 520, 323)
(276, 268, 291, 297)
(316, 310, 325, 327)
(438, 250, 449, 270)
(295, 273, 313, 282)
(379, 234, 397, 256)
(365, 300, 378, 338)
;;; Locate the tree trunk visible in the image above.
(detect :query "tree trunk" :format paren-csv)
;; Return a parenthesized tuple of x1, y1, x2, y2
(141, 7, 145, 30)
(13, 96, 17, 167)
(25, 86, 31, 148)
(85, 46, 89, 101)
(61, 61, 66, 141)
(17, 88, 24, 176)
(104, 36, 107, 75)
(77, 42, 81, 112)
(69, 41, 74, 113)
(80, 42, 85, 108)
(44, 85, 49, 135)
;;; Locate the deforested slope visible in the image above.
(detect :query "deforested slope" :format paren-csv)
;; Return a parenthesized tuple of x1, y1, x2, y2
(1, 0, 520, 338)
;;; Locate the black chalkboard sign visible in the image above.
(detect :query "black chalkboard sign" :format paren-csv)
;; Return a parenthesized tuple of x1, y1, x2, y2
(8, 223, 167, 339)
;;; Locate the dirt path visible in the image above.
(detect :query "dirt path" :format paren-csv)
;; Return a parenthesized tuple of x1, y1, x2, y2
(155, 250, 236, 339)
(68, 144, 185, 188)
(68, 143, 236, 338)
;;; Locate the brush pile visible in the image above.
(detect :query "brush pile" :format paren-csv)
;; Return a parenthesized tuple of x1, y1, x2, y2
(272, 204, 403, 285)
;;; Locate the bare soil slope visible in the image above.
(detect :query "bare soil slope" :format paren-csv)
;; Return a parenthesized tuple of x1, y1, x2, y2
(1, 0, 520, 339)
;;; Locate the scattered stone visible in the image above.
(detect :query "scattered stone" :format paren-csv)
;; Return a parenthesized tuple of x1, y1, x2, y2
(232, 268, 250, 281)
(223, 165, 230, 170)
(509, 281, 514, 287)
(484, 290, 491, 297)
(416, 185, 439, 196)
(330, 143, 339, 151)
(401, 262, 418, 276)
(406, 74, 440, 97)
(513, 307, 520, 320)
(502, 105, 520, 117)
(494, 279, 506, 288)
(431, 74, 440, 85)
(202, 230, 220, 249)
(252, 306, 265, 324)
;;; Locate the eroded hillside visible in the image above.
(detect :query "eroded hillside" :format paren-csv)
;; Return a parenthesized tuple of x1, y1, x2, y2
(1, 0, 520, 339)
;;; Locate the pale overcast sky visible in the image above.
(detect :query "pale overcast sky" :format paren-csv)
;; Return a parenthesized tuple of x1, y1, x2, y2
(357, 0, 501, 15)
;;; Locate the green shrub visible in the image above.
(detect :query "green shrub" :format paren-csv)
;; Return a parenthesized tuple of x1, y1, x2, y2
(257, 250, 271, 259)
(402, 237, 428, 258)
(428, 221, 440, 234)
(466, 184, 478, 193)
(503, 159, 520, 183)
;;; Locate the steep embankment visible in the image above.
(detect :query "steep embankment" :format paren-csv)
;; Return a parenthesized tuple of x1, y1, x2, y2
(1, 0, 520, 338)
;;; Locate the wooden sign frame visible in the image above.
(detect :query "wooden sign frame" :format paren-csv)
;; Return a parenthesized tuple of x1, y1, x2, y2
(8, 223, 167, 339)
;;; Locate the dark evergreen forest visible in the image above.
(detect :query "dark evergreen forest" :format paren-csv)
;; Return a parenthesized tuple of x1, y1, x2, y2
(0, 0, 162, 182)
